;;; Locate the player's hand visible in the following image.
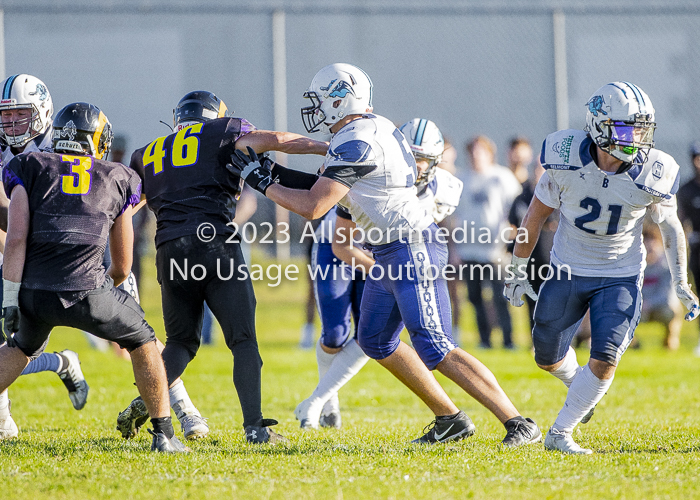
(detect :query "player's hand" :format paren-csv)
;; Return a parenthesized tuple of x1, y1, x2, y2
(675, 281, 700, 321)
(228, 146, 274, 195)
(503, 256, 538, 307)
(2, 306, 20, 347)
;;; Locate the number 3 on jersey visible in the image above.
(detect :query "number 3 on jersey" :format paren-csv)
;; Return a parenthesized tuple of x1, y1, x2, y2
(143, 123, 203, 175)
(61, 155, 93, 195)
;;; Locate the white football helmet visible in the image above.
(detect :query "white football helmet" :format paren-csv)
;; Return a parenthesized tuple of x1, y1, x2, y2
(584, 81, 655, 166)
(399, 118, 444, 190)
(301, 63, 373, 134)
(0, 74, 53, 148)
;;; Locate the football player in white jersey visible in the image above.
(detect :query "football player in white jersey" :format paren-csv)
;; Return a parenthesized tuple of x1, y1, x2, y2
(504, 82, 700, 454)
(0, 75, 90, 439)
(294, 118, 464, 431)
(231, 63, 541, 446)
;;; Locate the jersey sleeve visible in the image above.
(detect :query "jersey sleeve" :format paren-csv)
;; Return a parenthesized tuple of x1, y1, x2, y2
(533, 170, 561, 209)
(118, 168, 143, 217)
(322, 133, 378, 188)
(648, 194, 678, 224)
(2, 155, 27, 198)
(217, 117, 255, 165)
(432, 169, 464, 223)
(128, 148, 146, 182)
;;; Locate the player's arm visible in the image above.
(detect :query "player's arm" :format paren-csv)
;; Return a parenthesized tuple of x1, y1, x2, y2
(512, 196, 555, 259)
(0, 184, 9, 232)
(267, 177, 349, 220)
(107, 205, 135, 287)
(2, 184, 30, 340)
(332, 211, 374, 273)
(503, 195, 555, 307)
(235, 130, 329, 156)
(652, 200, 700, 321)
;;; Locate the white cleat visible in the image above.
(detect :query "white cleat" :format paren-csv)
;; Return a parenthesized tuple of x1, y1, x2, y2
(544, 428, 593, 455)
(0, 402, 19, 440)
(294, 398, 322, 430)
(173, 401, 209, 440)
(57, 350, 89, 410)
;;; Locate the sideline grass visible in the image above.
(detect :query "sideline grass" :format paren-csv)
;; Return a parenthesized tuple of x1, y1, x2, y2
(2, 255, 700, 499)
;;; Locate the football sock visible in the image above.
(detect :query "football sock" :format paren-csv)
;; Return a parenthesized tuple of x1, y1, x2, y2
(552, 364, 613, 434)
(316, 338, 335, 378)
(0, 389, 9, 414)
(306, 340, 368, 411)
(231, 339, 263, 428)
(20, 352, 63, 375)
(169, 380, 198, 416)
(549, 347, 582, 388)
(322, 393, 340, 416)
(151, 416, 175, 439)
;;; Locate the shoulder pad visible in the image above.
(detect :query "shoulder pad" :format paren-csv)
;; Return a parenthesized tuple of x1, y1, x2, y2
(539, 129, 594, 171)
(627, 148, 681, 199)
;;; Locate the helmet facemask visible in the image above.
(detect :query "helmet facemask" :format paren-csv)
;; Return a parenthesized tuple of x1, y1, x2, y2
(0, 103, 42, 148)
(301, 91, 327, 133)
(595, 115, 655, 164)
(414, 152, 441, 192)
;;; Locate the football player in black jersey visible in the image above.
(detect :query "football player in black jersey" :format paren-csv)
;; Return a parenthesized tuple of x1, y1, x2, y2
(0, 102, 187, 452)
(117, 91, 328, 444)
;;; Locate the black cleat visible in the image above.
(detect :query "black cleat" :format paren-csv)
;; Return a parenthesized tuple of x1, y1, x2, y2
(245, 418, 289, 444)
(501, 416, 542, 447)
(411, 410, 476, 444)
(116, 397, 149, 439)
(148, 429, 191, 453)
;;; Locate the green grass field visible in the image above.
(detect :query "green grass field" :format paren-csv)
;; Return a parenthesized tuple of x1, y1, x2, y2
(2, 254, 700, 499)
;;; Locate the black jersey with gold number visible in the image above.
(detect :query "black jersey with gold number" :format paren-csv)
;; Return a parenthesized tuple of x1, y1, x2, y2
(2, 151, 142, 292)
(130, 117, 251, 248)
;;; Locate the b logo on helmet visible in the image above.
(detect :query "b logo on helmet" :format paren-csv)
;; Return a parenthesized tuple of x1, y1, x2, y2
(587, 95, 607, 117)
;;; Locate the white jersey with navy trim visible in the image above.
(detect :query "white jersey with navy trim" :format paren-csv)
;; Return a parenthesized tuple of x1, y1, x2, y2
(416, 167, 464, 224)
(322, 114, 434, 244)
(535, 129, 681, 277)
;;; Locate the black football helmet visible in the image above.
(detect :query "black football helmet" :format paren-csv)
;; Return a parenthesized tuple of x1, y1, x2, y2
(173, 91, 229, 129)
(52, 102, 113, 159)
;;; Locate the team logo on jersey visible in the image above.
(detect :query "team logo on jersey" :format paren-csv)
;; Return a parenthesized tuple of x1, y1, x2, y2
(57, 120, 77, 141)
(28, 83, 49, 102)
(652, 160, 663, 179)
(321, 79, 355, 99)
(587, 95, 607, 117)
(551, 135, 574, 163)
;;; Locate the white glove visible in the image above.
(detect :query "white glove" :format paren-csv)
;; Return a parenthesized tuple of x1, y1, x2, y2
(675, 281, 700, 321)
(503, 256, 538, 307)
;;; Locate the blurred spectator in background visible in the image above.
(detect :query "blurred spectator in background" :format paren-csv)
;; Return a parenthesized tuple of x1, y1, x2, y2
(507, 136, 533, 184)
(677, 142, 700, 356)
(438, 138, 457, 175)
(448, 135, 521, 349)
(641, 222, 684, 350)
(507, 142, 557, 331)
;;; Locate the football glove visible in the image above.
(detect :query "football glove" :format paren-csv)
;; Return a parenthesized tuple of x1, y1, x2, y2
(674, 281, 700, 321)
(2, 306, 19, 347)
(503, 256, 538, 307)
(228, 146, 274, 195)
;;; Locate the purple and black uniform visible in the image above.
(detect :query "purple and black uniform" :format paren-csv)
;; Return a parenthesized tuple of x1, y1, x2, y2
(129, 117, 264, 428)
(3, 151, 150, 359)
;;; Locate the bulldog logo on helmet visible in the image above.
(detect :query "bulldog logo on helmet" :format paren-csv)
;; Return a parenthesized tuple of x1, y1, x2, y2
(320, 79, 355, 99)
(586, 95, 607, 117)
(59, 120, 77, 141)
(28, 83, 49, 102)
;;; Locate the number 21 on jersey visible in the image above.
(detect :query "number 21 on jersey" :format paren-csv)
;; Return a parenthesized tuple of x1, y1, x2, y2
(143, 123, 203, 175)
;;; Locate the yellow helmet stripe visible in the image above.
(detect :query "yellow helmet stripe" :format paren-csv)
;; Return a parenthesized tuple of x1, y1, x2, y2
(218, 100, 228, 118)
(92, 111, 108, 159)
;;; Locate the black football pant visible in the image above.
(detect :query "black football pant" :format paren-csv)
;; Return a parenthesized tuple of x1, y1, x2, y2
(14, 277, 156, 359)
(156, 234, 263, 428)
